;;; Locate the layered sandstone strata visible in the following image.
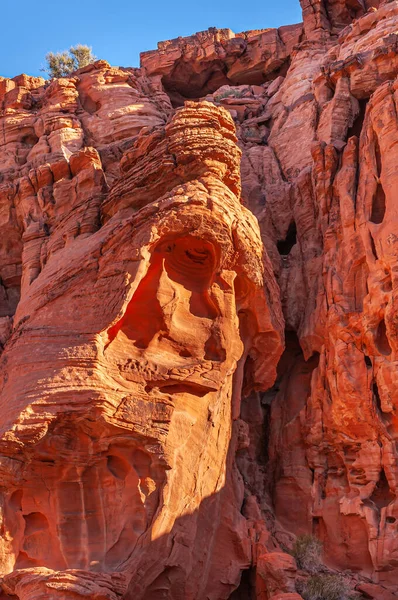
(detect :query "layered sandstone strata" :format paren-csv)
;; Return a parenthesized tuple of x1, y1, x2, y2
(0, 70, 283, 598)
(2, 0, 398, 598)
(142, 0, 398, 595)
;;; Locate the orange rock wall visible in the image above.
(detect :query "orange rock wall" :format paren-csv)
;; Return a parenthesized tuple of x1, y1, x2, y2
(1, 1, 398, 598)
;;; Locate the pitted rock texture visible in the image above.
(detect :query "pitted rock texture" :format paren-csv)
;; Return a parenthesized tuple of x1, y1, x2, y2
(140, 25, 303, 106)
(2, 0, 398, 598)
(0, 84, 283, 599)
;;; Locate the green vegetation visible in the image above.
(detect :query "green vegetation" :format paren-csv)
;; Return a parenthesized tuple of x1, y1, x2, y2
(214, 88, 247, 101)
(43, 44, 97, 78)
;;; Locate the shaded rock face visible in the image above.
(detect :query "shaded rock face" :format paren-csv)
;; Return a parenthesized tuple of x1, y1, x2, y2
(2, 1, 398, 599)
(299, 0, 382, 39)
(140, 26, 303, 106)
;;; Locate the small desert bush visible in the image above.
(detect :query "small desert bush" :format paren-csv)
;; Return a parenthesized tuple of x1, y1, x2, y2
(43, 44, 97, 78)
(292, 534, 323, 573)
(298, 574, 350, 600)
(215, 88, 247, 101)
(243, 128, 259, 138)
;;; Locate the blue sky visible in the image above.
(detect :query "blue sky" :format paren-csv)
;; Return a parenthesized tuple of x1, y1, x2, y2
(1, 0, 302, 78)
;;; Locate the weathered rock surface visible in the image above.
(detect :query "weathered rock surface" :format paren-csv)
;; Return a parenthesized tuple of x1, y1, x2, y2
(141, 25, 303, 106)
(2, 0, 398, 598)
(0, 78, 284, 598)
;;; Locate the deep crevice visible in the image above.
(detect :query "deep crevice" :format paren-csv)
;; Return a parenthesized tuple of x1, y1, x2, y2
(228, 568, 255, 599)
(277, 221, 297, 256)
(370, 468, 395, 511)
(265, 332, 320, 530)
(161, 56, 291, 107)
(374, 133, 382, 177)
(373, 381, 383, 415)
(370, 133, 386, 224)
(347, 98, 368, 140)
(375, 319, 392, 356)
(364, 355, 372, 368)
(370, 233, 378, 260)
(370, 183, 386, 224)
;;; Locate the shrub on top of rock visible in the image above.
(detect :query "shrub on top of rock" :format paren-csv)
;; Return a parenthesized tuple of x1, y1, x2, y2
(43, 44, 97, 78)
(292, 535, 323, 573)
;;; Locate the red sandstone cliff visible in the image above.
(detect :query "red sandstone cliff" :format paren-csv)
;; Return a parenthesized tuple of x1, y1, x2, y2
(1, 0, 398, 598)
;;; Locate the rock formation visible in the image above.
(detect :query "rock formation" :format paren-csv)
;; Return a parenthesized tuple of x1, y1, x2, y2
(2, 0, 398, 598)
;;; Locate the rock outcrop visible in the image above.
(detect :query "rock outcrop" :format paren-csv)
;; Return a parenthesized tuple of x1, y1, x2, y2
(2, 0, 398, 598)
(0, 71, 284, 599)
(141, 25, 302, 106)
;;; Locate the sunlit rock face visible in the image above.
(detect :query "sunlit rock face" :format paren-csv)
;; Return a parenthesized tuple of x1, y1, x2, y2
(0, 95, 283, 599)
(3, 1, 398, 598)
